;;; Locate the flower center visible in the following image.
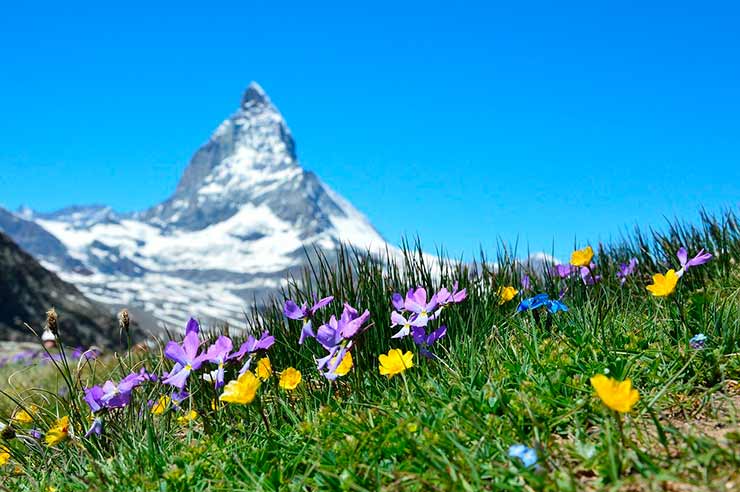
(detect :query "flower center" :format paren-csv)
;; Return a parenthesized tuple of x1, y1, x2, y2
(185, 364, 193, 371)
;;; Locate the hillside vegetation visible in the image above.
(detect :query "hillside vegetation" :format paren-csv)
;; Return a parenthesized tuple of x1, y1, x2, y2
(1, 210, 740, 491)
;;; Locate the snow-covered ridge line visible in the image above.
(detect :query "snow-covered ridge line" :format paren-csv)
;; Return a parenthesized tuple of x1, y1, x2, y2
(6, 82, 390, 332)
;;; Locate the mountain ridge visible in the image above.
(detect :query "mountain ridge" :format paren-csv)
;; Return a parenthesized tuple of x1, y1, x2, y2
(2, 83, 387, 330)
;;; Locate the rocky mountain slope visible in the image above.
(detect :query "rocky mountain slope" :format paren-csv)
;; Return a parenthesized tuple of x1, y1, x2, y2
(0, 231, 125, 347)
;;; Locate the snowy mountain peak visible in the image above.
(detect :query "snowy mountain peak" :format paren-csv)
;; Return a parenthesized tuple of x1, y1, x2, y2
(8, 83, 387, 330)
(241, 81, 270, 107)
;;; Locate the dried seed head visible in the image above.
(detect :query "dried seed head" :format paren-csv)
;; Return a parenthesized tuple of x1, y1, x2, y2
(1, 424, 16, 440)
(45, 307, 58, 336)
(118, 309, 130, 334)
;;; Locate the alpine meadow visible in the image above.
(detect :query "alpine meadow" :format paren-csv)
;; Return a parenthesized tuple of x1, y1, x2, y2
(1, 210, 739, 490)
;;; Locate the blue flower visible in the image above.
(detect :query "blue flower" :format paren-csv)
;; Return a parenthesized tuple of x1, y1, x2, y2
(517, 294, 550, 312)
(689, 333, 707, 350)
(508, 444, 538, 468)
(547, 299, 569, 313)
(517, 294, 568, 314)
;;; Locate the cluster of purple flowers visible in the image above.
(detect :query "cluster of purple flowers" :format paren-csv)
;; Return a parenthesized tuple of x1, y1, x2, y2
(285, 296, 371, 380)
(0, 347, 99, 369)
(81, 317, 275, 438)
(282, 283, 467, 376)
(617, 258, 639, 285)
(551, 263, 601, 286)
(389, 283, 466, 358)
(83, 368, 155, 436)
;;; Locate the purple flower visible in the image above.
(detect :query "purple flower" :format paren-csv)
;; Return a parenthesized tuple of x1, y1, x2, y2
(29, 429, 43, 440)
(436, 282, 467, 308)
(580, 264, 601, 285)
(84, 386, 105, 413)
(284, 296, 334, 344)
(617, 258, 638, 285)
(171, 389, 190, 408)
(677, 247, 713, 276)
(403, 288, 438, 327)
(204, 336, 233, 388)
(312, 303, 371, 380)
(337, 303, 371, 339)
(162, 331, 208, 389)
(552, 264, 575, 278)
(99, 372, 145, 409)
(521, 274, 531, 292)
(391, 292, 405, 311)
(185, 318, 200, 336)
(390, 311, 414, 339)
(230, 331, 275, 375)
(85, 417, 103, 438)
(412, 325, 447, 359)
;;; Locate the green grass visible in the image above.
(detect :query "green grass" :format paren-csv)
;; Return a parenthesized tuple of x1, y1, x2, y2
(2, 210, 740, 491)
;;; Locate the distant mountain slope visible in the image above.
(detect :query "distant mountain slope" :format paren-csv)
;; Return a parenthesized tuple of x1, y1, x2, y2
(0, 231, 125, 347)
(5, 83, 387, 330)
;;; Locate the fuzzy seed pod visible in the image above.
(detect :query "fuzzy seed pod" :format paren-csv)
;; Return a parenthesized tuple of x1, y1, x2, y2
(45, 307, 58, 337)
(118, 309, 130, 334)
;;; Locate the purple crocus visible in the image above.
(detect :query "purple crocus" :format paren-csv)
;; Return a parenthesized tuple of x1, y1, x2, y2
(617, 258, 638, 285)
(284, 295, 334, 344)
(162, 331, 208, 389)
(412, 325, 447, 359)
(229, 331, 275, 375)
(204, 336, 233, 388)
(677, 247, 713, 277)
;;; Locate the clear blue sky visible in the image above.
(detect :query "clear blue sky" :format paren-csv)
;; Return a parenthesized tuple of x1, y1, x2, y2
(1, 1, 739, 260)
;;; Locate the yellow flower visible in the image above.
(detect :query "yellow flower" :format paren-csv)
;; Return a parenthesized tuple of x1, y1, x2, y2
(378, 349, 414, 378)
(646, 269, 679, 297)
(497, 286, 518, 305)
(45, 416, 70, 446)
(151, 396, 171, 415)
(0, 446, 10, 466)
(220, 370, 261, 405)
(570, 246, 594, 267)
(590, 374, 639, 413)
(12, 405, 36, 424)
(333, 351, 353, 377)
(177, 410, 198, 425)
(279, 367, 302, 390)
(255, 357, 273, 381)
